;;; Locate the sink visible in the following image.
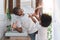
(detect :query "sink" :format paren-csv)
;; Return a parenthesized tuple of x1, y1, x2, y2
(5, 31, 28, 37)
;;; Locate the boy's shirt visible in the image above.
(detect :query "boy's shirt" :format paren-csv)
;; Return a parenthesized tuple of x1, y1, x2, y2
(36, 23, 48, 40)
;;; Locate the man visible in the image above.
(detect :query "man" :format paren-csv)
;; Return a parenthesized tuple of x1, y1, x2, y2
(11, 7, 38, 40)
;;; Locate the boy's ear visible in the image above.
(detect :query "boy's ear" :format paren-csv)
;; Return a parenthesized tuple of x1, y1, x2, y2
(40, 14, 52, 27)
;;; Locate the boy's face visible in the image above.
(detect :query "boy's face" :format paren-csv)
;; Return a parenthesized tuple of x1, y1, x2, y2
(18, 9, 24, 16)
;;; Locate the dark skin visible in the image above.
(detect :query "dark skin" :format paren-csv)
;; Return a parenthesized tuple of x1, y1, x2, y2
(29, 14, 37, 23)
(15, 27, 22, 32)
(32, 13, 40, 21)
(12, 21, 22, 32)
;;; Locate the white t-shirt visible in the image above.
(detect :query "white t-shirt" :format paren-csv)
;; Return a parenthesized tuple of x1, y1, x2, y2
(36, 24, 48, 40)
(11, 14, 37, 34)
(11, 14, 22, 28)
(19, 14, 38, 34)
(32, 16, 48, 40)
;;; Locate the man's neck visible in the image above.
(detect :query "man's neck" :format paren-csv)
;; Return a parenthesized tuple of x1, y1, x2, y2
(20, 14, 25, 16)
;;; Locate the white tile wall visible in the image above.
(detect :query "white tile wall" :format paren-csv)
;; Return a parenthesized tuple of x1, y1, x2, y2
(0, 14, 10, 39)
(0, 0, 4, 14)
(0, 0, 5, 39)
(53, 0, 60, 40)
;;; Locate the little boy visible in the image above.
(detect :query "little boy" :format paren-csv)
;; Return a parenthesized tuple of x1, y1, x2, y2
(37, 14, 52, 40)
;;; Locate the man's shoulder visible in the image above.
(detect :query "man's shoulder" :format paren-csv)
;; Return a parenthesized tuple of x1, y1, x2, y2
(23, 14, 29, 17)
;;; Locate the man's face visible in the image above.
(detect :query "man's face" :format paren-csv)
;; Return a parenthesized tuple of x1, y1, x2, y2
(18, 9, 24, 16)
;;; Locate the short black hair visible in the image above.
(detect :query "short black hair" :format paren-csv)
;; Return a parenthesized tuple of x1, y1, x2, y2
(40, 14, 52, 27)
(13, 7, 20, 15)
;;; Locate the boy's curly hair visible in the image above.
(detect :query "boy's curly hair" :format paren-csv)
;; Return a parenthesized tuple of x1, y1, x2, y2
(40, 14, 52, 27)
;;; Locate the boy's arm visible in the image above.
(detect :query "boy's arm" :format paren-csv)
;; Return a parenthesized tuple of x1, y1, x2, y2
(32, 13, 40, 21)
(35, 15, 40, 21)
(29, 14, 36, 23)
(12, 23, 22, 33)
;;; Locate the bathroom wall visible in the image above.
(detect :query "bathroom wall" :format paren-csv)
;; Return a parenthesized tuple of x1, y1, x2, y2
(0, 0, 8, 39)
(0, 14, 7, 39)
(53, 0, 60, 40)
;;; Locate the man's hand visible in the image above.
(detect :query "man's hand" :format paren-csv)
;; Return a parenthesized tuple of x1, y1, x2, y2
(12, 21, 18, 29)
(12, 23, 16, 29)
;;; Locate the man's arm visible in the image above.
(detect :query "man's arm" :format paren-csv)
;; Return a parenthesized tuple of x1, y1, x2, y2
(12, 23, 22, 33)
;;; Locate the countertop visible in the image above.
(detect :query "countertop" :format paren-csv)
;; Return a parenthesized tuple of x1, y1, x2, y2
(5, 31, 28, 37)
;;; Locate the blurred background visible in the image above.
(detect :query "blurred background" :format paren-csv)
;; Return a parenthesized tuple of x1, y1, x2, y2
(0, 0, 54, 40)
